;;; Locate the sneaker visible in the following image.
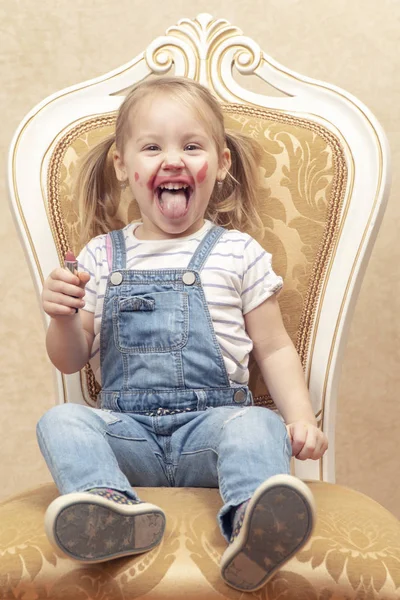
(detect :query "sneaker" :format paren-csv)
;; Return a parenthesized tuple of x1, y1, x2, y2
(220, 474, 315, 592)
(44, 488, 166, 562)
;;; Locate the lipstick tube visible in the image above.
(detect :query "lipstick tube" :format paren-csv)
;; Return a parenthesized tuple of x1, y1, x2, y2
(64, 250, 79, 313)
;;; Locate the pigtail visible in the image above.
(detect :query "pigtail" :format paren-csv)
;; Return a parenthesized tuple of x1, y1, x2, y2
(75, 134, 120, 247)
(208, 130, 265, 236)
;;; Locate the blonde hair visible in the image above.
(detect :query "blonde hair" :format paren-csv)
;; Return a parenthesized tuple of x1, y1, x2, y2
(76, 76, 265, 245)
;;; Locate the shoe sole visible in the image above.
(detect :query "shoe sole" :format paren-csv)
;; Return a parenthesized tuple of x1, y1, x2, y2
(220, 474, 315, 592)
(45, 492, 166, 563)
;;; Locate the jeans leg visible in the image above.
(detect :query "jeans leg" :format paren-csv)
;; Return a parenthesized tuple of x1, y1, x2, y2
(37, 403, 169, 498)
(172, 406, 292, 541)
(216, 407, 291, 540)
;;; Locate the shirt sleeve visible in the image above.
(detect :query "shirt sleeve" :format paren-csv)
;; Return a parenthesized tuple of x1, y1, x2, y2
(76, 234, 108, 314)
(241, 236, 283, 315)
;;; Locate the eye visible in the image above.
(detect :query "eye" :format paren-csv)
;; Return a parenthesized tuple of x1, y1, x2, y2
(143, 144, 160, 152)
(184, 143, 200, 151)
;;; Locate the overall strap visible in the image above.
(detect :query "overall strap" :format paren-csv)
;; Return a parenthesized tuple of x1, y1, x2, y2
(108, 229, 127, 270)
(188, 225, 226, 272)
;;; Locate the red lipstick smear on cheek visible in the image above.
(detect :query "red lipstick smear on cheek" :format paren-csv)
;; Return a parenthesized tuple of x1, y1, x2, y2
(134, 172, 139, 182)
(197, 162, 208, 184)
(147, 172, 158, 191)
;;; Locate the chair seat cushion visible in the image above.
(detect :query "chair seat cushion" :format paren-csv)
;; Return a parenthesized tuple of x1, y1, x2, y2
(1, 481, 399, 599)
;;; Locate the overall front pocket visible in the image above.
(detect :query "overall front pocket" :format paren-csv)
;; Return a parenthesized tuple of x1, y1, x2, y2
(113, 291, 189, 353)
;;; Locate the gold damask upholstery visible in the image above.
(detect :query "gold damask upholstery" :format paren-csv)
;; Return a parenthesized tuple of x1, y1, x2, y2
(49, 105, 346, 408)
(1, 483, 400, 599)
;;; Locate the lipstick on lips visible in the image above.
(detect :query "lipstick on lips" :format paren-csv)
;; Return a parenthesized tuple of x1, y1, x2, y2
(64, 250, 79, 313)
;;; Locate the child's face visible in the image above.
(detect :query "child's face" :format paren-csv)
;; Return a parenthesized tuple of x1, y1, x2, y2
(113, 95, 231, 239)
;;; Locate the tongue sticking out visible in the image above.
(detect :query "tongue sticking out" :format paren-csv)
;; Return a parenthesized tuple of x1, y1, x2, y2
(159, 190, 188, 219)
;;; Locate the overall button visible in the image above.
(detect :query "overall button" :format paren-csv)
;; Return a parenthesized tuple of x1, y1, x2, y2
(182, 271, 196, 286)
(110, 272, 123, 286)
(233, 389, 246, 403)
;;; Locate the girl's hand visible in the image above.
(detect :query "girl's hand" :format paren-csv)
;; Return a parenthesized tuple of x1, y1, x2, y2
(42, 268, 90, 318)
(286, 420, 328, 461)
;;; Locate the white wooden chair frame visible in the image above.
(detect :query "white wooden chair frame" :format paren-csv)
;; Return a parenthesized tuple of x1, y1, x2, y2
(8, 13, 391, 486)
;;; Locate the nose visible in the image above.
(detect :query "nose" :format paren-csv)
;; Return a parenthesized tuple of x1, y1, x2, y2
(162, 150, 184, 170)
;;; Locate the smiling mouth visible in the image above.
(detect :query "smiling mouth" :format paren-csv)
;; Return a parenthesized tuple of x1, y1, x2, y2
(156, 183, 194, 219)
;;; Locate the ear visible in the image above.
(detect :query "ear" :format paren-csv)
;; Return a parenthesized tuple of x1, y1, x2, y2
(113, 150, 127, 182)
(217, 148, 231, 182)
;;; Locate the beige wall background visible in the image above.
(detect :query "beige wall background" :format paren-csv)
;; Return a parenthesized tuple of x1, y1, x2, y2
(1, 0, 399, 517)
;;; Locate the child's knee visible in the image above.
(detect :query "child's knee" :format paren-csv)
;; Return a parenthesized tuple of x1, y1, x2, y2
(222, 406, 288, 444)
(37, 403, 88, 438)
(225, 406, 283, 429)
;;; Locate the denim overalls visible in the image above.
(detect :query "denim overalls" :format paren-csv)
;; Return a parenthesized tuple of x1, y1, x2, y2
(100, 225, 249, 412)
(37, 225, 291, 540)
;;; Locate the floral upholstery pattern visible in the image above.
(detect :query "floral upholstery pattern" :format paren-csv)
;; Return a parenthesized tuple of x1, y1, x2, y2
(47, 104, 347, 407)
(1, 483, 399, 599)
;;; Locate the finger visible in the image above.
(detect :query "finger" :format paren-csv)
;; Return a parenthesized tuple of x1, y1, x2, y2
(77, 271, 91, 288)
(43, 291, 85, 311)
(47, 278, 86, 299)
(43, 300, 79, 317)
(50, 267, 80, 286)
(296, 427, 318, 461)
(310, 433, 329, 460)
(289, 422, 308, 457)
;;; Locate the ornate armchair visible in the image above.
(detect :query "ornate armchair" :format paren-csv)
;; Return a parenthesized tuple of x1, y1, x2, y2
(5, 13, 399, 600)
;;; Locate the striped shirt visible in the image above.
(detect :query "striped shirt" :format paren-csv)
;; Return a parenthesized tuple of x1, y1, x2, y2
(78, 220, 283, 386)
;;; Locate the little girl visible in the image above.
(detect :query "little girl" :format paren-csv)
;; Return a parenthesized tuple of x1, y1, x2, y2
(39, 76, 328, 593)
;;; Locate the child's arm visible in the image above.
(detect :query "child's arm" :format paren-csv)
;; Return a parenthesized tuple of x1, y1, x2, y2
(42, 267, 94, 374)
(244, 294, 328, 461)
